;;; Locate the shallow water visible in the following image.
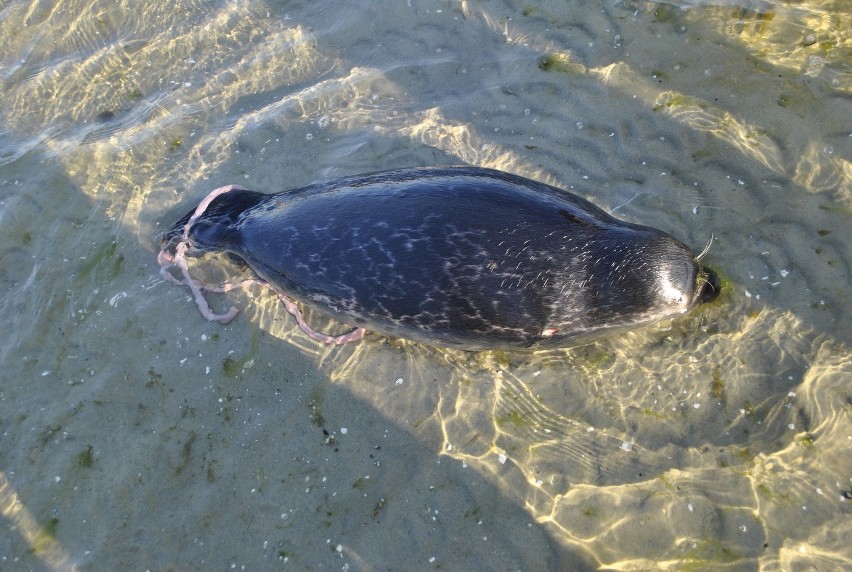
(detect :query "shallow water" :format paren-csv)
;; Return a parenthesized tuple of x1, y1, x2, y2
(1, 0, 849, 569)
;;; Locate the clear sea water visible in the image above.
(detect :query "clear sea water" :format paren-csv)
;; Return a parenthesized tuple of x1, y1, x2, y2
(1, 0, 849, 569)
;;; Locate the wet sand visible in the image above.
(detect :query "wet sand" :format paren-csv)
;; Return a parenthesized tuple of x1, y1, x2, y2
(1, 0, 849, 569)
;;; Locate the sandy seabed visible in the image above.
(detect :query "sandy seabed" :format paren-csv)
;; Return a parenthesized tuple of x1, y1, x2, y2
(1, 0, 849, 570)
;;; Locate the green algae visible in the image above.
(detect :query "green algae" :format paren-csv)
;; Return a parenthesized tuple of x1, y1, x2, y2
(221, 327, 260, 378)
(569, 344, 615, 373)
(174, 430, 196, 476)
(680, 539, 741, 570)
(496, 409, 530, 429)
(538, 53, 585, 75)
(75, 445, 94, 468)
(582, 506, 599, 518)
(31, 517, 60, 557)
(352, 476, 370, 490)
(691, 148, 714, 160)
(307, 384, 326, 427)
(641, 408, 666, 420)
(797, 433, 815, 448)
(75, 239, 124, 287)
(653, 93, 693, 112)
(710, 366, 727, 407)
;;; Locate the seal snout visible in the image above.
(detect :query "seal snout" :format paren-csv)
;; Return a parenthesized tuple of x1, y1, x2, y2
(696, 265, 721, 304)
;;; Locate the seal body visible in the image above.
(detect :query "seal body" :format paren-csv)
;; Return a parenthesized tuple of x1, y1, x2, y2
(164, 166, 719, 350)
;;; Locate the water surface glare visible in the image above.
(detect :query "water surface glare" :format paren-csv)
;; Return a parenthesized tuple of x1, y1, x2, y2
(0, 0, 849, 569)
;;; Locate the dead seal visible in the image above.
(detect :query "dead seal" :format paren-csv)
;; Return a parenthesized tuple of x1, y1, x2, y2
(158, 166, 720, 350)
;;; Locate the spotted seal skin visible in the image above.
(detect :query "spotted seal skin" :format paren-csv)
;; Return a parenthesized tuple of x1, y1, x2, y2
(163, 166, 720, 350)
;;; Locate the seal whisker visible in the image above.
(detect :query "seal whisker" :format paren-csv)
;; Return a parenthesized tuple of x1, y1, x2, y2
(695, 233, 715, 261)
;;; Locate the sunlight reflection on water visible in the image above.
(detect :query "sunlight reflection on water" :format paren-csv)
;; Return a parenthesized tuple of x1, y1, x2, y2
(0, 0, 849, 569)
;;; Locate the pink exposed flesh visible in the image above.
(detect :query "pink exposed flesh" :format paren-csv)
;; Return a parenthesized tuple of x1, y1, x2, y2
(158, 185, 366, 343)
